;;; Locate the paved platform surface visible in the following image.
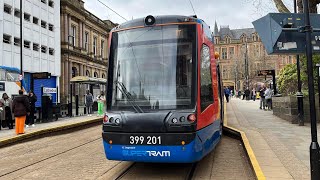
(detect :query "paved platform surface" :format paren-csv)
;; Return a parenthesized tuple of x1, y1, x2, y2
(0, 115, 102, 143)
(226, 98, 319, 180)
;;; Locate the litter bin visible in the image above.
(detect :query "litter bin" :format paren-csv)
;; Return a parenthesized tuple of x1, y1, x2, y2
(42, 94, 53, 121)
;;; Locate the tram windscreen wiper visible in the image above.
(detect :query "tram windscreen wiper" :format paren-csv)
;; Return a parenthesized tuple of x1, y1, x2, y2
(116, 81, 144, 113)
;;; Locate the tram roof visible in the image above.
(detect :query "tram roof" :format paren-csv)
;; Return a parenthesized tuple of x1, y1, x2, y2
(0, 66, 20, 73)
(114, 15, 203, 30)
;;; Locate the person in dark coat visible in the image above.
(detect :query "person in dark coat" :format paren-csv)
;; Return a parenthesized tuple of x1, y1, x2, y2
(0, 93, 13, 129)
(12, 90, 30, 135)
(26, 90, 37, 127)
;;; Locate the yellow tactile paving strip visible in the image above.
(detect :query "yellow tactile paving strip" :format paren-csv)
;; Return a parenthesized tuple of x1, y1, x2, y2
(224, 103, 266, 180)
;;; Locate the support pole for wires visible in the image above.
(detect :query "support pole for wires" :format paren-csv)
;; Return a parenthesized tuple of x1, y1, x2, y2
(20, 0, 23, 90)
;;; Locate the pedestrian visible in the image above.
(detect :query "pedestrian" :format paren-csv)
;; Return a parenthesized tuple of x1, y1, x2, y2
(12, 90, 30, 135)
(265, 87, 273, 110)
(85, 90, 94, 116)
(0, 93, 13, 129)
(224, 87, 230, 103)
(26, 91, 37, 127)
(238, 90, 242, 99)
(259, 86, 266, 110)
(97, 91, 106, 116)
(252, 88, 256, 101)
(244, 88, 250, 101)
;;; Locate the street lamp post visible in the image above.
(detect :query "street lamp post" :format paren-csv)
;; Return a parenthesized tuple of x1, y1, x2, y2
(244, 43, 249, 89)
(302, 0, 320, 179)
(20, 0, 23, 90)
(294, 0, 304, 126)
(67, 35, 73, 117)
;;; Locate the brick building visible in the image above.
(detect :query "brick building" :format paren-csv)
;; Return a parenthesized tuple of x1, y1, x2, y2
(213, 22, 296, 91)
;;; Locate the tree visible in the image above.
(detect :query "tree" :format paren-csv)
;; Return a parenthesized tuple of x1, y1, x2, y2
(277, 55, 320, 95)
(272, 0, 319, 13)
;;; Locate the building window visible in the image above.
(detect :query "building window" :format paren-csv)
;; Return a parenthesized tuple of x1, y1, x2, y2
(229, 47, 234, 58)
(200, 44, 214, 111)
(70, 26, 76, 46)
(49, 48, 54, 55)
(94, 72, 98, 78)
(221, 47, 227, 59)
(102, 73, 106, 78)
(101, 40, 104, 58)
(41, 0, 46, 4)
(84, 32, 89, 50)
(86, 70, 90, 77)
(33, 17, 39, 25)
(24, 40, 31, 49)
(4, 4, 12, 14)
(24, 13, 31, 22)
(33, 43, 39, 51)
(49, 24, 54, 31)
(41, 45, 47, 53)
(3, 34, 11, 44)
(41, 20, 47, 29)
(93, 37, 97, 56)
(48, 0, 54, 7)
(14, 9, 20, 18)
(14, 37, 21, 46)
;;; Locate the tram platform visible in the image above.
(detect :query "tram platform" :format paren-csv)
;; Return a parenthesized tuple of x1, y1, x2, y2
(226, 98, 317, 179)
(0, 115, 102, 147)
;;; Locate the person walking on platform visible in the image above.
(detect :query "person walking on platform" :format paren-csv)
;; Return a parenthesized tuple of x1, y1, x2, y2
(265, 87, 273, 110)
(97, 91, 106, 116)
(244, 88, 250, 101)
(252, 88, 256, 101)
(0, 93, 13, 129)
(26, 91, 37, 127)
(224, 87, 230, 103)
(85, 90, 94, 116)
(259, 86, 266, 110)
(12, 90, 30, 135)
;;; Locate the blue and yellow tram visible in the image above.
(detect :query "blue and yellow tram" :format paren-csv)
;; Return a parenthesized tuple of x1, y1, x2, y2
(102, 15, 224, 163)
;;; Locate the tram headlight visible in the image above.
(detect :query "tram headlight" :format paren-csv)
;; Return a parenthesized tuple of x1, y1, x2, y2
(115, 118, 121, 125)
(172, 118, 178, 124)
(179, 116, 185, 122)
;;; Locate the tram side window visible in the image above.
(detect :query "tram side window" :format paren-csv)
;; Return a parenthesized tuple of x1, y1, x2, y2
(200, 44, 214, 111)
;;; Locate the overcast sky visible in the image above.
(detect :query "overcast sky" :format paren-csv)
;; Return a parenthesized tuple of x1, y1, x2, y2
(83, 0, 293, 30)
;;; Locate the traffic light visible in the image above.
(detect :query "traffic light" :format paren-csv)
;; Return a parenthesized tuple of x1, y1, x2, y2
(253, 13, 320, 54)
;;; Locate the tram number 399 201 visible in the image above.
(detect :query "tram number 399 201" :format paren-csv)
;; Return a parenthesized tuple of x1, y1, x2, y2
(129, 136, 161, 145)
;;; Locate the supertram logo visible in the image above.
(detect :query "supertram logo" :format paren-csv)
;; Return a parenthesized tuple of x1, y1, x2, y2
(122, 150, 171, 157)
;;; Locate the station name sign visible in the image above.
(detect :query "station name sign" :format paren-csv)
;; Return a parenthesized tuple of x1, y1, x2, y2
(32, 72, 51, 79)
(257, 70, 275, 76)
(43, 87, 57, 94)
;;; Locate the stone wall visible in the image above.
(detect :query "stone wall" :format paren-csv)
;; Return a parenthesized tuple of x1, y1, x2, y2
(272, 95, 320, 123)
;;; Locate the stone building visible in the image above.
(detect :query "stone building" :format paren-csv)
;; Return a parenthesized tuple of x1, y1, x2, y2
(60, 0, 116, 103)
(213, 22, 296, 91)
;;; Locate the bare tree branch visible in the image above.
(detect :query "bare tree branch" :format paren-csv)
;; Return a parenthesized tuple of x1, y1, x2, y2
(273, 0, 291, 12)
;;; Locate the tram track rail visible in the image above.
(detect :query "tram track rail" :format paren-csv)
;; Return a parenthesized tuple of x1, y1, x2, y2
(0, 137, 102, 177)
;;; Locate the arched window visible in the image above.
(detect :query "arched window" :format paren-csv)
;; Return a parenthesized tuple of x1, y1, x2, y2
(86, 70, 90, 77)
(72, 67, 77, 78)
(94, 72, 98, 78)
(102, 73, 106, 78)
